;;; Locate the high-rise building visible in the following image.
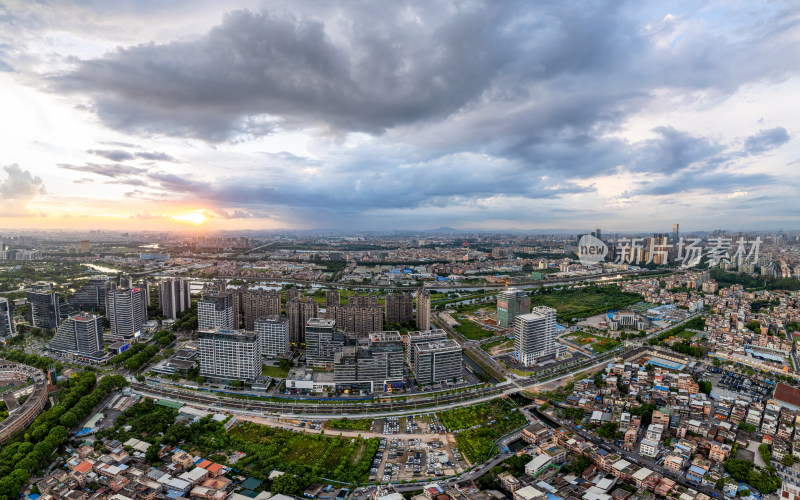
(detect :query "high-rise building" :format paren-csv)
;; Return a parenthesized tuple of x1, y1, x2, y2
(106, 287, 146, 342)
(497, 288, 531, 328)
(327, 304, 383, 335)
(198, 328, 262, 381)
(158, 278, 192, 319)
(412, 338, 462, 385)
(406, 329, 447, 369)
(0, 298, 14, 339)
(27, 287, 62, 329)
(48, 312, 104, 360)
(305, 318, 348, 367)
(385, 292, 413, 324)
(334, 332, 404, 393)
(596, 228, 602, 240)
(642, 235, 670, 265)
(254, 316, 290, 358)
(349, 293, 378, 307)
(120, 276, 133, 288)
(416, 289, 431, 330)
(285, 287, 300, 303)
(198, 292, 234, 331)
(241, 289, 281, 330)
(67, 276, 113, 309)
(286, 298, 319, 345)
(325, 290, 340, 308)
(673, 223, 680, 244)
(514, 306, 557, 366)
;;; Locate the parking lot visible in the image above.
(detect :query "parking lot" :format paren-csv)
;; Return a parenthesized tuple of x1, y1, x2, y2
(370, 436, 465, 483)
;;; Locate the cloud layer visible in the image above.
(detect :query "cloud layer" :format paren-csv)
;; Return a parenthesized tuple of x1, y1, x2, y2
(1, 1, 798, 229)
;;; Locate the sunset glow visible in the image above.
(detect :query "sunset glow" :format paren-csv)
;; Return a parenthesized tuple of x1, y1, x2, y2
(171, 210, 209, 225)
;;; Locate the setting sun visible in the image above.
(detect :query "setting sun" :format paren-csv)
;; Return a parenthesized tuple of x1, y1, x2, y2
(171, 209, 209, 225)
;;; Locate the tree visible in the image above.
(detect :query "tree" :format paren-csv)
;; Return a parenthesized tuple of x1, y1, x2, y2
(145, 443, 161, 464)
(597, 422, 618, 439)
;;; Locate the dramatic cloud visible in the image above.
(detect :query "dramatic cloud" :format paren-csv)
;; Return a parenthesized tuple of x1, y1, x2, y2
(1, 1, 798, 229)
(0, 164, 47, 216)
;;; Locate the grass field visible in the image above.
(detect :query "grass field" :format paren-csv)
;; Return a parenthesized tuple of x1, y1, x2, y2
(326, 418, 374, 431)
(438, 399, 528, 463)
(454, 317, 496, 340)
(530, 285, 643, 322)
(262, 364, 290, 378)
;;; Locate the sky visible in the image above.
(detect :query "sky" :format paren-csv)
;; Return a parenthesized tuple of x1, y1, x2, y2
(1, 0, 799, 232)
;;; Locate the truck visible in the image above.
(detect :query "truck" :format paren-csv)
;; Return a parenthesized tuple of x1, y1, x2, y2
(503, 446, 509, 453)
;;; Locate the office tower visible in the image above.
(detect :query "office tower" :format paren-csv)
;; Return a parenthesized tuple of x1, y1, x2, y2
(643, 235, 670, 265)
(254, 316, 289, 358)
(514, 306, 557, 366)
(385, 292, 413, 324)
(0, 298, 14, 338)
(48, 312, 104, 360)
(286, 298, 319, 345)
(334, 332, 404, 392)
(198, 292, 234, 331)
(349, 293, 378, 307)
(285, 287, 300, 303)
(412, 338, 462, 385)
(326, 304, 383, 335)
(79, 240, 90, 254)
(198, 328, 262, 381)
(106, 287, 146, 342)
(158, 278, 192, 319)
(673, 223, 679, 244)
(119, 276, 133, 288)
(596, 228, 602, 240)
(138, 279, 151, 309)
(325, 290, 340, 308)
(305, 318, 347, 367)
(27, 287, 61, 329)
(241, 289, 281, 330)
(406, 329, 447, 369)
(416, 288, 431, 330)
(497, 288, 531, 328)
(67, 276, 113, 309)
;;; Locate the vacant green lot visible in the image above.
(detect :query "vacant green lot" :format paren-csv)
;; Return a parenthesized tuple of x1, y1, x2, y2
(230, 422, 379, 482)
(481, 338, 514, 353)
(326, 418, 374, 431)
(439, 399, 528, 463)
(261, 364, 290, 378)
(454, 317, 496, 340)
(566, 331, 621, 353)
(530, 285, 643, 322)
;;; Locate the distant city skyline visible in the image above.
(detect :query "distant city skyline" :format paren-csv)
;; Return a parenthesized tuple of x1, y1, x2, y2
(1, 1, 799, 231)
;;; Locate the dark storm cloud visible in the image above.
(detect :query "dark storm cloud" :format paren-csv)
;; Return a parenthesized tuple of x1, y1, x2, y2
(54, 4, 509, 141)
(743, 127, 790, 155)
(29, 0, 799, 226)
